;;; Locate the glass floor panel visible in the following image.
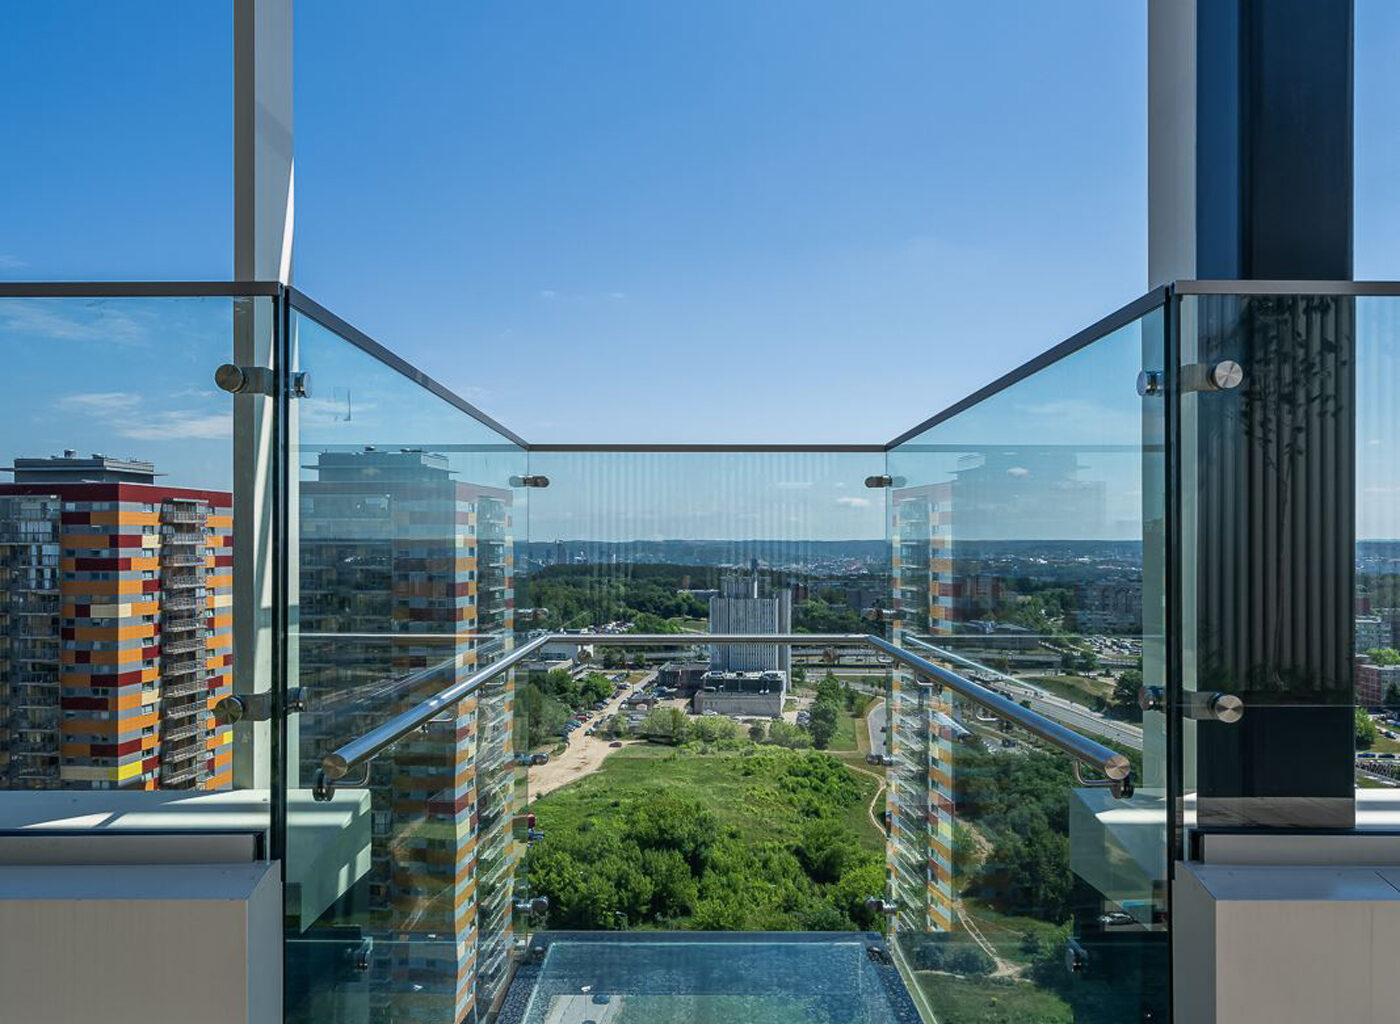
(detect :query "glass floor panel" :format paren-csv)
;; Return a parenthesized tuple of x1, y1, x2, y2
(496, 933, 922, 1024)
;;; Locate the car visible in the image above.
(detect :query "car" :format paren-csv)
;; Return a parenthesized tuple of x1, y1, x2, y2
(610, 740, 623, 748)
(530, 753, 549, 766)
(591, 994, 612, 1005)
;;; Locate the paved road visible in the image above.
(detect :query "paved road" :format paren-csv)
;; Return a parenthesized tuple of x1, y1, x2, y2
(902, 638, 1143, 751)
(866, 698, 886, 755)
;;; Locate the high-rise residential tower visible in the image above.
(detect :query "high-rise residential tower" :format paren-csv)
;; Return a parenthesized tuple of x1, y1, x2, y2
(0, 452, 233, 791)
(297, 447, 517, 1023)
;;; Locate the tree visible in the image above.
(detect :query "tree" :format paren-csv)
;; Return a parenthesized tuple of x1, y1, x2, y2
(794, 820, 862, 884)
(643, 707, 691, 745)
(808, 673, 845, 750)
(693, 715, 738, 745)
(516, 682, 570, 748)
(829, 859, 887, 930)
(1111, 669, 1144, 721)
(748, 721, 767, 742)
(581, 672, 614, 704)
(1386, 683, 1400, 714)
(765, 720, 812, 748)
(626, 794, 718, 871)
(1356, 706, 1378, 749)
(808, 698, 840, 750)
(1367, 647, 1400, 667)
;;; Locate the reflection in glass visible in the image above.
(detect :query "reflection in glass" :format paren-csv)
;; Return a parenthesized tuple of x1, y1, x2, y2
(887, 311, 1167, 1022)
(286, 310, 527, 1023)
(0, 297, 265, 825)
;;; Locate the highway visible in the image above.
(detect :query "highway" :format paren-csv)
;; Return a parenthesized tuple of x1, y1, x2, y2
(902, 637, 1144, 752)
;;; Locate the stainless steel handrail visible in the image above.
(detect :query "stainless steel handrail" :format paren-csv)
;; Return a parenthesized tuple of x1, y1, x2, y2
(863, 635, 1132, 794)
(309, 631, 1134, 800)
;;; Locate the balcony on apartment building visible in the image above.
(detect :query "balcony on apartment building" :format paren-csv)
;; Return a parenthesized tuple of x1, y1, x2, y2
(0, 280, 1394, 1024)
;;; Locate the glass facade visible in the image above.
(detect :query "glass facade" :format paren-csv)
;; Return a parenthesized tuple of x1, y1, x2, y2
(1, 281, 1396, 1023)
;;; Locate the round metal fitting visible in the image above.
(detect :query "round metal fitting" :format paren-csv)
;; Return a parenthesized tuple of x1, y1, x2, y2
(1209, 692, 1245, 724)
(212, 694, 247, 726)
(1136, 370, 1163, 397)
(214, 364, 248, 394)
(1211, 360, 1244, 390)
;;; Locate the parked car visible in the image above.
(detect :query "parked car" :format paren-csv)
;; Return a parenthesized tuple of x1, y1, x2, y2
(530, 753, 549, 766)
(610, 740, 623, 748)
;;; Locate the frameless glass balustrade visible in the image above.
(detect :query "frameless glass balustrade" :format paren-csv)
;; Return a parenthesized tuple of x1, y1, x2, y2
(283, 301, 529, 1024)
(0, 290, 275, 846)
(10, 280, 1396, 1024)
(886, 303, 1169, 1023)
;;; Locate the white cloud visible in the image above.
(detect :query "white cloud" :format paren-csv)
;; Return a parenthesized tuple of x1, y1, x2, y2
(835, 496, 871, 508)
(1, 300, 149, 346)
(0, 254, 26, 269)
(57, 391, 141, 413)
(54, 392, 230, 441)
(118, 411, 232, 441)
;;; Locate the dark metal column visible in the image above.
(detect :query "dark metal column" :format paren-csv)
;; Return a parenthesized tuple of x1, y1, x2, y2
(1154, 0, 1357, 830)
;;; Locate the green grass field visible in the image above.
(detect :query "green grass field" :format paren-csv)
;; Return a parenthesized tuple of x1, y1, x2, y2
(914, 973, 1072, 1024)
(829, 709, 859, 752)
(959, 904, 1068, 967)
(1023, 673, 1114, 708)
(531, 742, 885, 852)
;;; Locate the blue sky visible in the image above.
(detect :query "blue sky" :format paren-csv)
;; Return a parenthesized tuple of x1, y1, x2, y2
(0, 4, 1396, 541)
(1, 3, 1395, 445)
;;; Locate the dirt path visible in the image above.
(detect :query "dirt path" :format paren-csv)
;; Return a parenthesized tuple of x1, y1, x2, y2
(528, 671, 655, 800)
(955, 904, 1024, 979)
(842, 760, 888, 835)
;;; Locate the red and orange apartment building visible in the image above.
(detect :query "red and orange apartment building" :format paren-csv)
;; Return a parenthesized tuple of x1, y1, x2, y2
(0, 452, 233, 791)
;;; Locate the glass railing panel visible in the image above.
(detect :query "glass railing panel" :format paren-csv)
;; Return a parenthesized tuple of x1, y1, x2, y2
(886, 307, 1168, 1022)
(502, 450, 915, 1018)
(0, 294, 272, 837)
(1177, 292, 1400, 832)
(284, 305, 528, 1024)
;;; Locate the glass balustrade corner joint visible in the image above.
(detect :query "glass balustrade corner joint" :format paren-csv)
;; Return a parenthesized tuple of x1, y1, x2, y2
(214, 363, 310, 398)
(1181, 359, 1245, 394)
(212, 687, 303, 726)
